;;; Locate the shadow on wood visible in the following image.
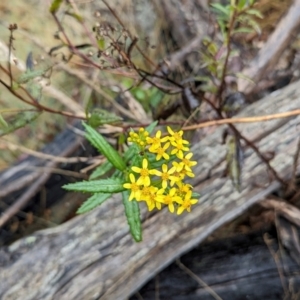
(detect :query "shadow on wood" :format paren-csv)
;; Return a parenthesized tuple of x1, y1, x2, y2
(131, 225, 300, 300)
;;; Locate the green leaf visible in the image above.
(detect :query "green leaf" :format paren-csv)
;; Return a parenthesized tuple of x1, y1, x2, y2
(83, 122, 126, 171)
(0, 111, 40, 137)
(0, 114, 8, 128)
(66, 12, 83, 22)
(234, 72, 255, 83)
(87, 108, 123, 127)
(112, 169, 123, 179)
(246, 9, 263, 18)
(149, 89, 164, 108)
(211, 3, 230, 16)
(243, 17, 261, 35)
(122, 190, 142, 242)
(134, 88, 146, 100)
(63, 178, 125, 193)
(97, 38, 106, 50)
(233, 27, 254, 34)
(148, 153, 177, 170)
(124, 144, 139, 162)
(77, 193, 111, 214)
(17, 69, 49, 84)
(207, 42, 218, 55)
(145, 120, 158, 134)
(226, 135, 243, 192)
(237, 0, 247, 9)
(89, 160, 113, 180)
(49, 0, 63, 13)
(192, 192, 201, 198)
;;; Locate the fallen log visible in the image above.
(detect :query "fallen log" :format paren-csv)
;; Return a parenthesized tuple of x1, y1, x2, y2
(0, 80, 300, 299)
(131, 225, 300, 300)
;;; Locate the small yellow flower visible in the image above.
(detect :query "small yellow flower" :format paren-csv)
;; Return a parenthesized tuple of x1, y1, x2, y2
(147, 130, 169, 151)
(167, 126, 184, 142)
(172, 161, 184, 172)
(156, 188, 182, 213)
(125, 126, 198, 213)
(128, 132, 138, 143)
(152, 164, 179, 189)
(143, 187, 163, 211)
(131, 158, 155, 186)
(176, 181, 192, 194)
(170, 141, 190, 158)
(179, 167, 195, 179)
(123, 173, 141, 200)
(139, 185, 157, 201)
(177, 152, 197, 171)
(151, 142, 170, 161)
(177, 191, 198, 215)
(128, 128, 149, 149)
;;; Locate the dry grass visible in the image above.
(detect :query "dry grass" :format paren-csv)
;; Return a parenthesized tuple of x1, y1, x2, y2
(0, 0, 168, 170)
(0, 0, 293, 171)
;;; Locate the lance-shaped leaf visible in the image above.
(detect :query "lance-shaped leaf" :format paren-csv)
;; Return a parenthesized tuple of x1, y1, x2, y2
(226, 135, 244, 192)
(122, 190, 142, 242)
(63, 178, 125, 193)
(87, 108, 123, 127)
(83, 122, 126, 171)
(0, 112, 40, 137)
(211, 3, 230, 17)
(89, 160, 113, 180)
(145, 120, 158, 135)
(77, 193, 111, 214)
(0, 114, 8, 128)
(49, 0, 63, 13)
(124, 143, 139, 162)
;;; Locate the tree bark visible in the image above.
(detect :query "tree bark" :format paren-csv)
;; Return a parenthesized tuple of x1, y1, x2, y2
(1, 80, 300, 300)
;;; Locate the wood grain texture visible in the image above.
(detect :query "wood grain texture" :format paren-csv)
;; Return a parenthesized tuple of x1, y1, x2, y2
(0, 81, 300, 300)
(131, 227, 300, 300)
(238, 0, 300, 94)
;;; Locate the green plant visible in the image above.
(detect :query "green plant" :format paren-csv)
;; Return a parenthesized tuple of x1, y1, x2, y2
(64, 122, 199, 242)
(200, 0, 263, 99)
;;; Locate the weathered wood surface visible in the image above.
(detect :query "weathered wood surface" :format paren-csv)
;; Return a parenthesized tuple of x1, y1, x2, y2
(238, 0, 300, 94)
(0, 80, 300, 300)
(131, 226, 300, 300)
(0, 123, 84, 199)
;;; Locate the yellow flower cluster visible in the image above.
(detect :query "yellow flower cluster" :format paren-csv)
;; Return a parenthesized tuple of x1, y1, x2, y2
(123, 126, 198, 215)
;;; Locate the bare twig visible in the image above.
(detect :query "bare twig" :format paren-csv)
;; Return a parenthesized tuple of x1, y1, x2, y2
(202, 96, 287, 186)
(176, 259, 223, 300)
(102, 0, 156, 68)
(216, 7, 236, 106)
(0, 74, 85, 119)
(182, 109, 300, 130)
(291, 138, 300, 187)
(22, 166, 87, 179)
(261, 198, 300, 228)
(0, 139, 100, 164)
(0, 171, 50, 228)
(57, 64, 137, 120)
(263, 233, 287, 295)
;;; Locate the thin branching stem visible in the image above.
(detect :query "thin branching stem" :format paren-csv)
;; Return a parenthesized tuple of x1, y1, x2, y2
(0, 77, 85, 119)
(216, 6, 237, 106)
(203, 96, 287, 186)
(7, 24, 17, 87)
(102, 0, 156, 69)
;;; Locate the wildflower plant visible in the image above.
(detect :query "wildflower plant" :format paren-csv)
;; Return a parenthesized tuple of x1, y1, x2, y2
(64, 121, 199, 242)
